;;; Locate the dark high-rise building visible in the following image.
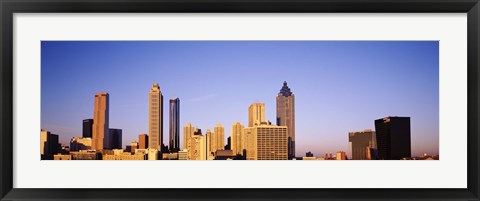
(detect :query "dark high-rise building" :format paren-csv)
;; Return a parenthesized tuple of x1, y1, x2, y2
(374, 116, 411, 160)
(169, 98, 180, 152)
(108, 128, 122, 149)
(225, 136, 231, 150)
(83, 119, 93, 138)
(276, 81, 295, 159)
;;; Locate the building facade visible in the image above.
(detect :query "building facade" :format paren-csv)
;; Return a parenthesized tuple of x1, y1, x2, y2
(244, 125, 288, 160)
(139, 134, 148, 149)
(169, 98, 180, 151)
(70, 137, 92, 151)
(276, 81, 295, 159)
(214, 123, 225, 152)
(348, 129, 376, 160)
(92, 92, 109, 151)
(375, 116, 411, 160)
(40, 129, 60, 159)
(189, 135, 207, 160)
(231, 122, 245, 156)
(148, 83, 163, 151)
(183, 123, 195, 151)
(108, 128, 122, 149)
(248, 103, 266, 127)
(82, 119, 93, 138)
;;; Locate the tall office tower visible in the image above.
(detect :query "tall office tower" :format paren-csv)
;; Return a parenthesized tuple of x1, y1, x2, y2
(214, 123, 225, 151)
(248, 103, 266, 127)
(189, 135, 207, 160)
(206, 129, 215, 157)
(231, 122, 245, 155)
(183, 123, 195, 151)
(139, 134, 148, 149)
(348, 129, 377, 160)
(375, 116, 411, 160)
(82, 119, 94, 138)
(148, 83, 163, 151)
(92, 92, 109, 151)
(108, 128, 122, 149)
(244, 125, 288, 160)
(276, 81, 295, 159)
(169, 98, 180, 151)
(40, 129, 60, 159)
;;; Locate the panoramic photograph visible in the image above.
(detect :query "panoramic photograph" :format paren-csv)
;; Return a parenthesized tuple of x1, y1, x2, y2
(40, 41, 439, 160)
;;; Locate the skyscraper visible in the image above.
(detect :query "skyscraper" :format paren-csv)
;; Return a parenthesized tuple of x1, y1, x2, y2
(183, 123, 195, 151)
(82, 119, 93, 138)
(206, 129, 215, 157)
(374, 116, 411, 160)
(169, 98, 180, 152)
(276, 81, 295, 159)
(244, 125, 288, 160)
(40, 129, 60, 159)
(214, 123, 225, 151)
(139, 134, 148, 149)
(92, 92, 109, 151)
(248, 103, 265, 127)
(231, 122, 245, 156)
(348, 129, 376, 160)
(148, 83, 163, 151)
(108, 128, 122, 149)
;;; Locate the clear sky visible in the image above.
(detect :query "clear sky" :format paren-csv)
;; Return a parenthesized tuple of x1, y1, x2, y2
(41, 41, 439, 157)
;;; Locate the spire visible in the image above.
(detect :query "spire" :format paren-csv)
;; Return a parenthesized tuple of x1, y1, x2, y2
(279, 81, 293, 97)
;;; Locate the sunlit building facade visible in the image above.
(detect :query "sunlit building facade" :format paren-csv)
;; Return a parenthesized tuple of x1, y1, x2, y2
(148, 83, 163, 151)
(231, 122, 245, 156)
(244, 125, 288, 160)
(70, 137, 92, 151)
(92, 92, 109, 151)
(189, 135, 206, 160)
(276, 81, 295, 159)
(248, 103, 266, 127)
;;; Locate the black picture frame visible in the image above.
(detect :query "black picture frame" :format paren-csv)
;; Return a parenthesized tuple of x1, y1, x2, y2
(1, 0, 479, 200)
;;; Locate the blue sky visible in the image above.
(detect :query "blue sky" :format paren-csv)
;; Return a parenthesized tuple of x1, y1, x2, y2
(41, 41, 439, 157)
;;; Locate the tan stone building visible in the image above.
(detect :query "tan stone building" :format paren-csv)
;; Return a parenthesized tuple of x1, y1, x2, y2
(189, 135, 206, 160)
(92, 92, 109, 151)
(183, 123, 195, 151)
(148, 83, 163, 151)
(70, 137, 92, 151)
(248, 103, 266, 127)
(231, 122, 245, 156)
(276, 81, 295, 159)
(244, 125, 288, 160)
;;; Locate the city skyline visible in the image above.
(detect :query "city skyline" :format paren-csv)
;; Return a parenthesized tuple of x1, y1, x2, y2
(41, 41, 439, 157)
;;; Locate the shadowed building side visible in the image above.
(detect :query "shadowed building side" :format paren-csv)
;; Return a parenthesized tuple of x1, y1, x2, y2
(348, 129, 377, 160)
(374, 116, 411, 160)
(169, 98, 180, 152)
